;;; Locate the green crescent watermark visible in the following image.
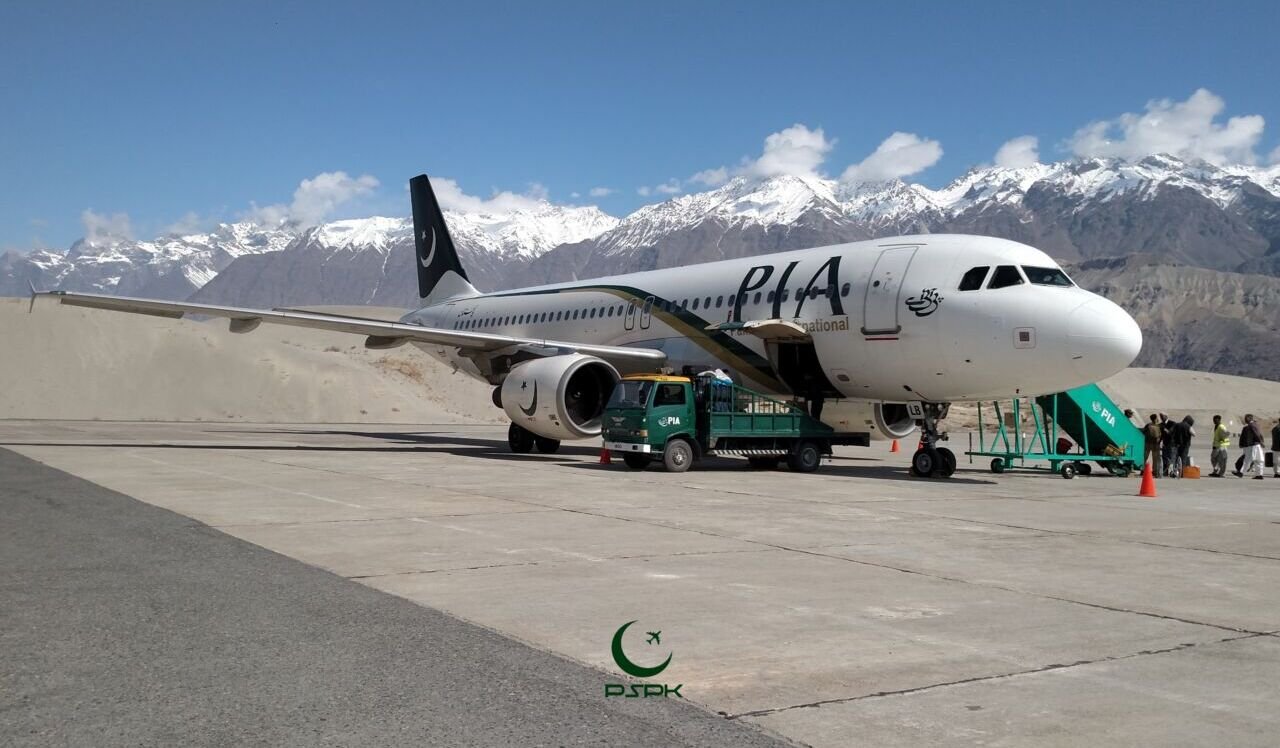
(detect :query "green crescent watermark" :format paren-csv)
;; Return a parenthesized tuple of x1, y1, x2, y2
(611, 620, 671, 678)
(604, 620, 682, 699)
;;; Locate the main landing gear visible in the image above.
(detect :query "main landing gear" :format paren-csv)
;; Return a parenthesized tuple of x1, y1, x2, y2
(507, 423, 560, 454)
(909, 402, 956, 479)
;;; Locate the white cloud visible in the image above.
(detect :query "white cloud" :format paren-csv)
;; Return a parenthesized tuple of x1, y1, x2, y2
(430, 178, 550, 214)
(747, 124, 834, 179)
(841, 132, 943, 184)
(994, 135, 1040, 168)
(80, 209, 133, 244)
(654, 180, 682, 195)
(163, 211, 204, 236)
(588, 186, 614, 197)
(1068, 88, 1265, 166)
(690, 166, 729, 187)
(637, 186, 651, 197)
(570, 191, 581, 198)
(248, 171, 380, 227)
(1269, 144, 1280, 165)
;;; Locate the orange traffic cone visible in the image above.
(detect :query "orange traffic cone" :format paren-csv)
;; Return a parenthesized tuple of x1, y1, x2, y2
(599, 447, 612, 465)
(890, 439, 900, 453)
(1138, 463, 1157, 498)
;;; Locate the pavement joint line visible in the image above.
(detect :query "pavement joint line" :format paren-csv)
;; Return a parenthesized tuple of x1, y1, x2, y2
(345, 547, 779, 580)
(874, 508, 1280, 562)
(209, 509, 560, 528)
(126, 451, 368, 509)
(726, 631, 1271, 720)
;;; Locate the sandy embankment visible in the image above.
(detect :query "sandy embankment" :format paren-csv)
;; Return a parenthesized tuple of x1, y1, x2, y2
(0, 297, 500, 423)
(3, 296, 1277, 429)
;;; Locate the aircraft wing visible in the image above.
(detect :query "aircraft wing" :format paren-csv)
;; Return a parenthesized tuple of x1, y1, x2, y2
(35, 290, 668, 366)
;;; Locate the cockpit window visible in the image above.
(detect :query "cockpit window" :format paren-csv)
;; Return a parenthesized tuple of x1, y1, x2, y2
(1022, 266, 1075, 287)
(958, 266, 990, 291)
(987, 265, 1025, 289)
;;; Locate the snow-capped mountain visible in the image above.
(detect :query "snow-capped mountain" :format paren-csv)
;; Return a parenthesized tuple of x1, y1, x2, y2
(188, 203, 618, 308)
(510, 154, 1280, 288)
(0, 223, 296, 300)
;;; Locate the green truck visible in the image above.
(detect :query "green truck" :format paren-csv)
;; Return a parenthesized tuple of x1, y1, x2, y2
(601, 374, 869, 473)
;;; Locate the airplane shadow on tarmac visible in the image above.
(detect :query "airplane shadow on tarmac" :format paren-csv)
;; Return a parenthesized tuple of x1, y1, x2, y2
(0, 428, 994, 483)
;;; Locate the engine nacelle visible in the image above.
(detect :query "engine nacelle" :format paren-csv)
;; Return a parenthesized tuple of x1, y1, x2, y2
(499, 354, 620, 441)
(823, 400, 917, 440)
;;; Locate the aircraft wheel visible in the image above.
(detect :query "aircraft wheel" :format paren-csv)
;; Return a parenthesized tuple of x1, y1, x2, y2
(990, 458, 1005, 474)
(508, 423, 535, 453)
(937, 447, 957, 478)
(911, 449, 938, 478)
(663, 439, 694, 473)
(787, 441, 822, 473)
(622, 453, 650, 470)
(1061, 463, 1077, 479)
(534, 436, 561, 454)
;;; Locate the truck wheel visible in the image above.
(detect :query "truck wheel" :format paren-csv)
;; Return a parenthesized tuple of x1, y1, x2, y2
(622, 454, 650, 470)
(1061, 463, 1077, 479)
(937, 447, 957, 478)
(663, 439, 694, 473)
(990, 458, 1005, 474)
(508, 423, 534, 453)
(788, 441, 821, 473)
(534, 436, 561, 454)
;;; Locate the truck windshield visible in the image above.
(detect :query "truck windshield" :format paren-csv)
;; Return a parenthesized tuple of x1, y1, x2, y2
(607, 380, 653, 409)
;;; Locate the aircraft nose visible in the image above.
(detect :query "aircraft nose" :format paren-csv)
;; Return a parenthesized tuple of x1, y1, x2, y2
(1067, 297, 1143, 380)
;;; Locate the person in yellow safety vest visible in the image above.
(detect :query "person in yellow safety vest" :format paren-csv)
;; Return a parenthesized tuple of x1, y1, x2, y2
(1209, 414, 1231, 477)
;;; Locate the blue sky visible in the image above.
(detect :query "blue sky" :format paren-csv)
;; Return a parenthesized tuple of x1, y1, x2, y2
(3, 0, 1278, 249)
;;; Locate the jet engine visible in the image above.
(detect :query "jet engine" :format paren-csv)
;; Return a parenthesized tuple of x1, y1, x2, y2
(499, 354, 620, 441)
(824, 401, 917, 440)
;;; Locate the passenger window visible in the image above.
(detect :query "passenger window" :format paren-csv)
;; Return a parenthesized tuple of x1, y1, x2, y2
(691, 298, 700, 310)
(653, 384, 686, 406)
(753, 292, 762, 304)
(841, 283, 850, 297)
(704, 297, 711, 308)
(715, 296, 723, 308)
(987, 265, 1024, 289)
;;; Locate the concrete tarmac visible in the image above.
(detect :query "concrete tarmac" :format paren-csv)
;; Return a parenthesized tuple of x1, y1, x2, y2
(2, 420, 1278, 746)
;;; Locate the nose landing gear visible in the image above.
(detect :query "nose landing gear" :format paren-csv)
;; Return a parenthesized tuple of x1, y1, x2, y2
(908, 402, 956, 479)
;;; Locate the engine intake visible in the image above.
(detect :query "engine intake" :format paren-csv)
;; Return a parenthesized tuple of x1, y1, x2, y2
(500, 354, 620, 441)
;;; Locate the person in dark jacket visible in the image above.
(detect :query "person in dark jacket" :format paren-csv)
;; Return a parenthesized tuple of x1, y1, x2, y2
(1271, 419, 1280, 478)
(1235, 414, 1266, 479)
(1159, 413, 1176, 476)
(1171, 415, 1195, 477)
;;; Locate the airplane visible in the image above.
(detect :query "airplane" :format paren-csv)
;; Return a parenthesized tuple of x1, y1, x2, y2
(646, 631, 661, 645)
(34, 174, 1142, 478)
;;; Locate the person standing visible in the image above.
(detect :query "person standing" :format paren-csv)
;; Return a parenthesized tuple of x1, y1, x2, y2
(1210, 415, 1230, 477)
(1160, 413, 1176, 477)
(1234, 414, 1265, 480)
(1173, 415, 1195, 477)
(1271, 418, 1280, 478)
(1143, 414, 1163, 478)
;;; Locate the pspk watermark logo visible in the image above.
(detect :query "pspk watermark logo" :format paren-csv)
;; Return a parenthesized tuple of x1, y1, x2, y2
(604, 620, 683, 698)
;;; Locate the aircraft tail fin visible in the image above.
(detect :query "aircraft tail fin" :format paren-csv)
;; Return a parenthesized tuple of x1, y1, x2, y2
(410, 174, 477, 303)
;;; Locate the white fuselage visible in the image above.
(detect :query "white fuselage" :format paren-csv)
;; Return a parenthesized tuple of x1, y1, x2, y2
(401, 235, 1142, 404)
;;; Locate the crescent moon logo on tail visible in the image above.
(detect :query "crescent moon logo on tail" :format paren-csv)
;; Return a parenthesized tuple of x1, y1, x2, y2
(611, 620, 671, 678)
(419, 226, 436, 269)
